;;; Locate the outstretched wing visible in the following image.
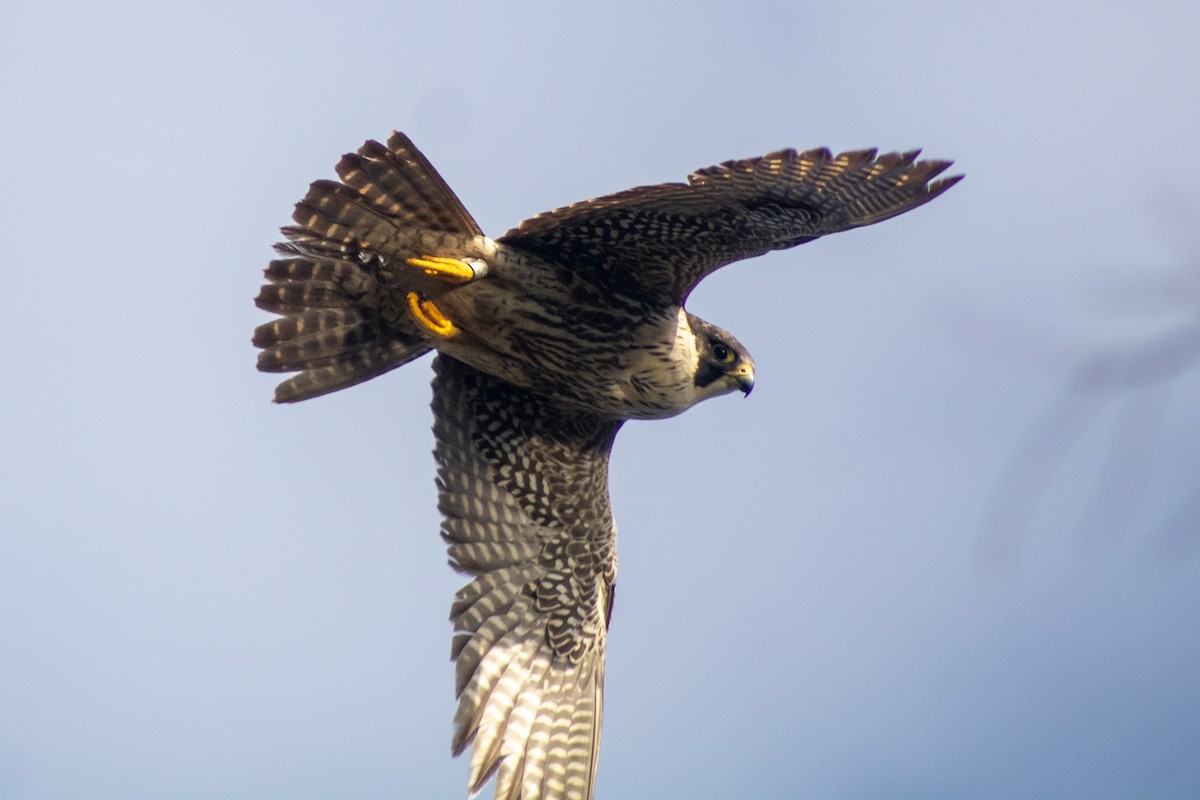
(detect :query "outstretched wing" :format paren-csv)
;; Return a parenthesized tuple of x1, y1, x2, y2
(499, 147, 961, 305)
(432, 355, 622, 800)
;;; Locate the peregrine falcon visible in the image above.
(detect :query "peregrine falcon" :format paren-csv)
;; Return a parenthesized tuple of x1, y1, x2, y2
(253, 132, 960, 800)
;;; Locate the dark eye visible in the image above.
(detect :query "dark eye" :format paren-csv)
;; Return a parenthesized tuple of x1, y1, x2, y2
(712, 342, 733, 363)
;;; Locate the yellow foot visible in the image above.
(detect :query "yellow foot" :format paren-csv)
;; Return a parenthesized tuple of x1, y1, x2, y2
(405, 255, 488, 284)
(406, 292, 459, 338)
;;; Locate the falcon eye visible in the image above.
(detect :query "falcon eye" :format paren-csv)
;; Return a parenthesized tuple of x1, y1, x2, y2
(712, 342, 734, 363)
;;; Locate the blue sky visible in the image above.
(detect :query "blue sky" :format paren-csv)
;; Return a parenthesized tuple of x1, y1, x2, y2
(2, 2, 1198, 798)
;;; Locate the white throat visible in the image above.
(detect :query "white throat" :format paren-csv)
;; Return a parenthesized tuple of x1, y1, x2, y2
(669, 308, 701, 377)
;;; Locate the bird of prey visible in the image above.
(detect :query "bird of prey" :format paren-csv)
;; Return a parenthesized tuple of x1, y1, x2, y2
(253, 132, 960, 800)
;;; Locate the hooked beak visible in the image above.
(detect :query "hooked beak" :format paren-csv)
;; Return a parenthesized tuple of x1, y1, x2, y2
(734, 364, 755, 396)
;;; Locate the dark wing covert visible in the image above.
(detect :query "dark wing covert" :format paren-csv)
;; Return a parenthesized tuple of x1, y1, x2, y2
(499, 147, 961, 305)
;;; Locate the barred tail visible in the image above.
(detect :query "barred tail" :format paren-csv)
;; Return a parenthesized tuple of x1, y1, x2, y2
(253, 250, 432, 402)
(254, 132, 486, 403)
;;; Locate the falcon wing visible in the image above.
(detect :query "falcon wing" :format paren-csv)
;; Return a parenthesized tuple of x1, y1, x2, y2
(498, 147, 961, 305)
(432, 354, 622, 800)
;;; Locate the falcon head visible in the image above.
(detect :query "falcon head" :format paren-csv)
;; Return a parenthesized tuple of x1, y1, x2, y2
(687, 314, 755, 400)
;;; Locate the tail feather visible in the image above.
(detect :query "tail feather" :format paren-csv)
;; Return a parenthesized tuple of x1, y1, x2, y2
(252, 277, 432, 402)
(268, 343, 429, 403)
(264, 248, 375, 284)
(254, 132, 488, 402)
(253, 252, 433, 402)
(334, 133, 483, 235)
(253, 304, 432, 380)
(254, 314, 374, 372)
(254, 280, 354, 314)
(292, 180, 401, 251)
(252, 308, 361, 350)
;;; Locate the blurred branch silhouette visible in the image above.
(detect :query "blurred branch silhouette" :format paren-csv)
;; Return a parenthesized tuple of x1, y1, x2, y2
(966, 201, 1200, 574)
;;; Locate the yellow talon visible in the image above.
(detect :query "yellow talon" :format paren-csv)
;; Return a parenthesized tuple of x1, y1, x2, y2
(406, 292, 459, 338)
(405, 255, 485, 284)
